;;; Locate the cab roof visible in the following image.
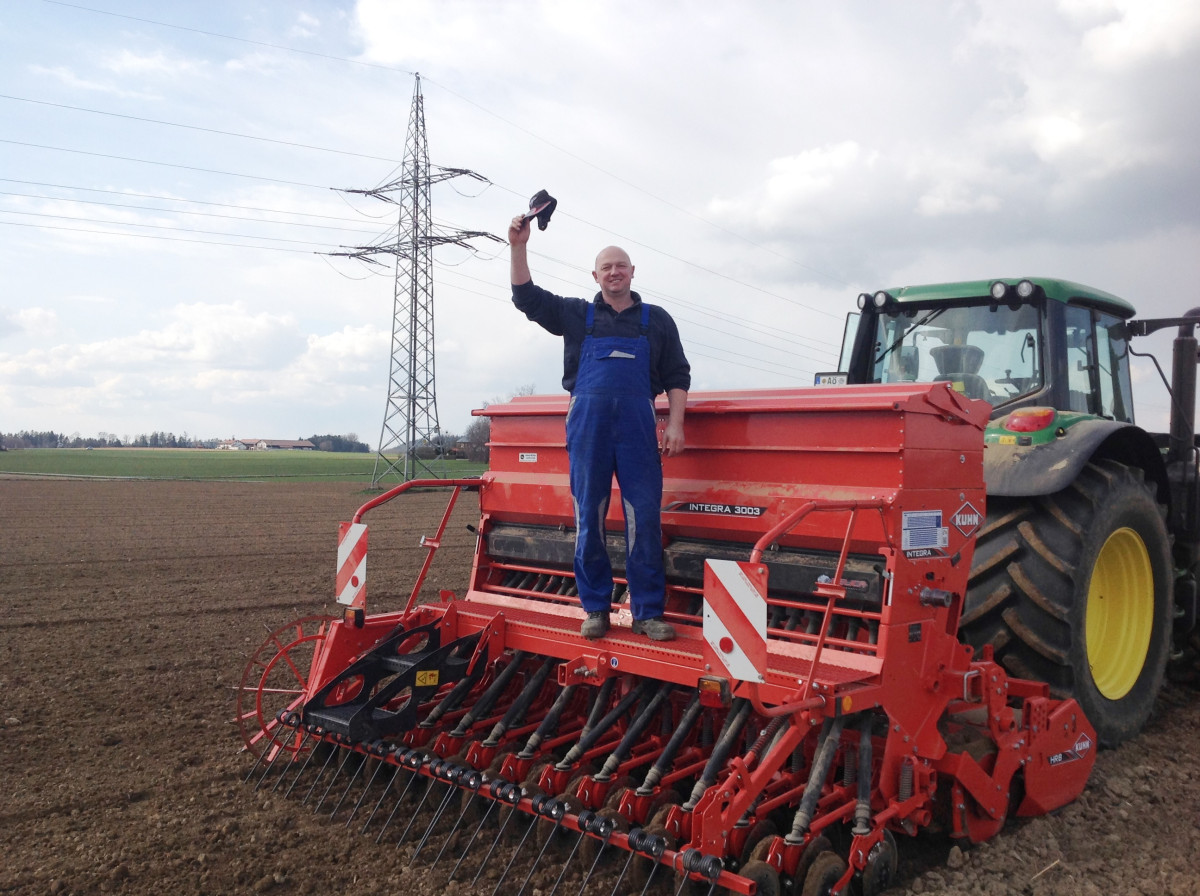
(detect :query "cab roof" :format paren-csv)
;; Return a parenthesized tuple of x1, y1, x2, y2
(883, 278, 1136, 319)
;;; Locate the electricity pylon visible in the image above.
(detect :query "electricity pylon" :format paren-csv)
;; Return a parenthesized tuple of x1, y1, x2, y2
(335, 74, 500, 485)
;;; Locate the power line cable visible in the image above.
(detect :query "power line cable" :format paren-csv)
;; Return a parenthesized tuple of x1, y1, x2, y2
(0, 209, 333, 247)
(0, 189, 389, 235)
(0, 139, 332, 189)
(0, 94, 403, 163)
(0, 219, 318, 253)
(0, 178, 391, 222)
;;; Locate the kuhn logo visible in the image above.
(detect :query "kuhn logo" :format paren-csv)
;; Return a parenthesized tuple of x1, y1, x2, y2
(953, 502, 982, 537)
(1074, 733, 1093, 756)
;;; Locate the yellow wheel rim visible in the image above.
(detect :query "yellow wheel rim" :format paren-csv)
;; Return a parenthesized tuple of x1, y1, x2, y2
(1086, 527, 1154, 700)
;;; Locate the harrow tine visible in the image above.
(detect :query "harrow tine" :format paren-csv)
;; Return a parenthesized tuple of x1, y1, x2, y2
(314, 742, 359, 812)
(671, 849, 724, 896)
(448, 779, 511, 883)
(637, 850, 663, 896)
(409, 763, 465, 865)
(282, 728, 325, 797)
(546, 809, 596, 896)
(488, 796, 540, 896)
(515, 796, 565, 896)
(626, 829, 667, 896)
(250, 712, 303, 789)
(300, 737, 344, 806)
(345, 743, 392, 827)
(430, 768, 484, 871)
(395, 760, 444, 849)
(360, 758, 403, 834)
(330, 741, 383, 820)
(609, 845, 638, 896)
(243, 730, 273, 784)
(253, 731, 291, 791)
(374, 750, 427, 843)
(576, 812, 616, 895)
(469, 781, 523, 888)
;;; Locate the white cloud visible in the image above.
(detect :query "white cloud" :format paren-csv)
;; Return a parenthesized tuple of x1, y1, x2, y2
(27, 64, 154, 98)
(1074, 0, 1200, 66)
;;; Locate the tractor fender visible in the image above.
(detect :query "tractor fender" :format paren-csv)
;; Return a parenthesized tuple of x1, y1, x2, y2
(985, 418, 1168, 503)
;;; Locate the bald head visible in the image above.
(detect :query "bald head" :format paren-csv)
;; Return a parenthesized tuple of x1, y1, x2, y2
(594, 245, 632, 270)
(592, 246, 635, 308)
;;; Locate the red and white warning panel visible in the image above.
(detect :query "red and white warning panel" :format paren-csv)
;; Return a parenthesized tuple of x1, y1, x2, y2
(336, 522, 368, 607)
(702, 559, 767, 683)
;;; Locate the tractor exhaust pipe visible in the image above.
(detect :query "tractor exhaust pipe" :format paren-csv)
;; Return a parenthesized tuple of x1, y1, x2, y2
(1166, 308, 1200, 467)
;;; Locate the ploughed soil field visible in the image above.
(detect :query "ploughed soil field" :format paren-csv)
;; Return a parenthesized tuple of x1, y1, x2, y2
(2, 478, 1198, 896)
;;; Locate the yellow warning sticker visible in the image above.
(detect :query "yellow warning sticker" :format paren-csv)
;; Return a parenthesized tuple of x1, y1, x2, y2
(416, 670, 440, 687)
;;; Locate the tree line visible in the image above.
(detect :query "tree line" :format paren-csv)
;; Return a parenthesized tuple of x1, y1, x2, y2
(0, 430, 370, 452)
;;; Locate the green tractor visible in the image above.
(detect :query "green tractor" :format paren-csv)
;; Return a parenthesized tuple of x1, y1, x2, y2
(834, 277, 1200, 747)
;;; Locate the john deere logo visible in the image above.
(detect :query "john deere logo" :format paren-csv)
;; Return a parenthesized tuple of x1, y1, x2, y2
(953, 502, 982, 537)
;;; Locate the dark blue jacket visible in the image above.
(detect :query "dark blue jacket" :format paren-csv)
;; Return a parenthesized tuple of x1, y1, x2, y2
(513, 281, 691, 395)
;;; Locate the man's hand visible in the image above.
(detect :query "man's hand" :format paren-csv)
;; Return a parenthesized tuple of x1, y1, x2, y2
(508, 214, 531, 246)
(659, 388, 687, 457)
(660, 420, 685, 457)
(509, 214, 533, 285)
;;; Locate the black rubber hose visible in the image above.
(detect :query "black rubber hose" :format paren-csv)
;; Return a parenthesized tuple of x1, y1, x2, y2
(555, 679, 653, 771)
(484, 655, 557, 746)
(682, 697, 753, 810)
(518, 683, 578, 759)
(594, 681, 675, 781)
(451, 650, 530, 736)
(786, 714, 846, 843)
(637, 691, 703, 795)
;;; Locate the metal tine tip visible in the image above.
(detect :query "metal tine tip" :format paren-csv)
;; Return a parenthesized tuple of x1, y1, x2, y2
(250, 711, 301, 789)
(546, 808, 596, 896)
(299, 734, 343, 805)
(514, 795, 566, 896)
(374, 748, 427, 844)
(430, 767, 484, 871)
(447, 778, 508, 883)
(283, 726, 325, 798)
(314, 741, 359, 813)
(469, 780, 523, 888)
(576, 812, 616, 895)
(396, 757, 447, 849)
(360, 750, 406, 834)
(409, 762, 467, 865)
(344, 741, 393, 827)
(329, 741, 380, 820)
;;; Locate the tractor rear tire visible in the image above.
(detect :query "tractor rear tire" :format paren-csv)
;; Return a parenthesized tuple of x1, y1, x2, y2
(960, 459, 1172, 747)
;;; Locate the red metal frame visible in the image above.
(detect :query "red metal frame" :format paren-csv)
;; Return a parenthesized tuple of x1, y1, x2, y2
(257, 384, 1095, 896)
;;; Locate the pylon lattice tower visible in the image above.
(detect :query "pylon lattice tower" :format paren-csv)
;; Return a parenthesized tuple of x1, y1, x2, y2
(336, 74, 498, 485)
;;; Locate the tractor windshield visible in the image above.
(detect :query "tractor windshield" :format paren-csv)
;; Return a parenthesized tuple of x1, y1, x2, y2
(870, 300, 1042, 406)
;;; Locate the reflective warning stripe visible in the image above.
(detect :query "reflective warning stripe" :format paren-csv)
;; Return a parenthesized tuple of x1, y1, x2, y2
(336, 522, 368, 607)
(703, 559, 767, 682)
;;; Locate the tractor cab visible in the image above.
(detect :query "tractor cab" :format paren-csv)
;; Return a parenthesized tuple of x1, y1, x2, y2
(837, 278, 1137, 422)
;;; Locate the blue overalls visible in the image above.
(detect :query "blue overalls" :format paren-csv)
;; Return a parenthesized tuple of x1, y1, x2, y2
(566, 302, 665, 621)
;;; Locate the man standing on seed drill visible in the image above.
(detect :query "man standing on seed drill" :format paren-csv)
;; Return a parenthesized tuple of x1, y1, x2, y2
(508, 212, 690, 642)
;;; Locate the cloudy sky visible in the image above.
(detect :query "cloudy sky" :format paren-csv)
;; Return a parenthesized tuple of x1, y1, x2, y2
(2, 0, 1199, 446)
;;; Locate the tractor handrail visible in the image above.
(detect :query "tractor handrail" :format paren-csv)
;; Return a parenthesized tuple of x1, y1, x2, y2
(352, 477, 482, 524)
(748, 498, 889, 718)
(748, 498, 888, 564)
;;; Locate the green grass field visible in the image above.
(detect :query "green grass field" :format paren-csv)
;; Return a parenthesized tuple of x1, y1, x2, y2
(0, 448, 487, 482)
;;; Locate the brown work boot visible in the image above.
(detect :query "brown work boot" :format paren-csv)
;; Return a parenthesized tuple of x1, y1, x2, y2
(631, 616, 676, 642)
(581, 612, 610, 640)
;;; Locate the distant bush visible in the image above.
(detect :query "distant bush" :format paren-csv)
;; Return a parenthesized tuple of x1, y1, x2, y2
(306, 433, 370, 453)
